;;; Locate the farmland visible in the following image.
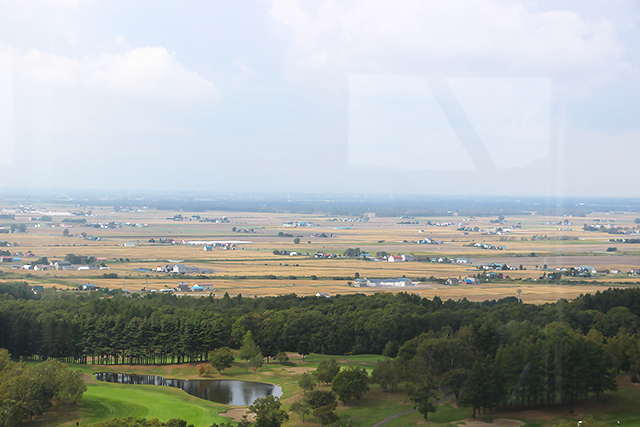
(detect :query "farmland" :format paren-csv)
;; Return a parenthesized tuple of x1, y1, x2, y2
(1, 203, 639, 303)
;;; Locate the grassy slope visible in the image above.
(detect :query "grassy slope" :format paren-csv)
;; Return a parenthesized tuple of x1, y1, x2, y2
(24, 355, 640, 427)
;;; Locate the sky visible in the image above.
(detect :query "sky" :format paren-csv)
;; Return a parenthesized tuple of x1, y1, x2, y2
(0, 0, 639, 197)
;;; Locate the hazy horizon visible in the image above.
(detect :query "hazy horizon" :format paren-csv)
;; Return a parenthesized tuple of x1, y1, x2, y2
(1, 0, 639, 197)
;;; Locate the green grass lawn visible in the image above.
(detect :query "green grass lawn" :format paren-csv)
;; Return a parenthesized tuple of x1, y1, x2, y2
(25, 380, 231, 427)
(23, 358, 640, 427)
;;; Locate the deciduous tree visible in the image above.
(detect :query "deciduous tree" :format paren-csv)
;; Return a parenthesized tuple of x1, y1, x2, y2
(331, 367, 369, 404)
(315, 359, 340, 384)
(208, 348, 234, 375)
(249, 395, 289, 427)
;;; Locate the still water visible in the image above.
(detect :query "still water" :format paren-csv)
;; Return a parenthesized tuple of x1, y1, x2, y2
(94, 372, 283, 406)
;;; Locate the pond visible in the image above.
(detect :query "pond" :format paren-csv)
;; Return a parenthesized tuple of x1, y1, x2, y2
(94, 372, 283, 406)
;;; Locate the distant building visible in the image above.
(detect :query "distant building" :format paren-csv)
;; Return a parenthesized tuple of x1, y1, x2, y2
(80, 283, 95, 291)
(316, 292, 331, 297)
(354, 278, 414, 287)
(177, 283, 190, 292)
(196, 283, 215, 291)
(173, 265, 200, 274)
(53, 261, 72, 270)
(446, 278, 460, 286)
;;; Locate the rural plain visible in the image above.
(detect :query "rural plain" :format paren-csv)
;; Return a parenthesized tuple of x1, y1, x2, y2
(1, 204, 639, 302)
(2, 201, 640, 427)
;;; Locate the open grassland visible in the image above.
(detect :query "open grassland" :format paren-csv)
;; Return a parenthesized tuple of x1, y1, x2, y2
(23, 354, 640, 427)
(2, 206, 640, 302)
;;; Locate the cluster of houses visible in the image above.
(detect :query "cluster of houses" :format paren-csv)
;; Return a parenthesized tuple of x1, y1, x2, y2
(457, 225, 517, 235)
(204, 243, 237, 251)
(12, 260, 110, 271)
(481, 227, 514, 236)
(472, 242, 507, 250)
(185, 240, 251, 247)
(417, 237, 443, 244)
(353, 277, 415, 287)
(114, 207, 146, 213)
(282, 221, 316, 227)
(423, 221, 456, 227)
(545, 220, 573, 226)
(89, 221, 147, 229)
(370, 254, 414, 262)
(156, 264, 213, 274)
(328, 217, 369, 223)
(170, 214, 202, 221)
(200, 216, 229, 223)
(551, 265, 597, 277)
(73, 221, 148, 229)
(314, 252, 340, 259)
(446, 277, 480, 285)
(481, 263, 517, 270)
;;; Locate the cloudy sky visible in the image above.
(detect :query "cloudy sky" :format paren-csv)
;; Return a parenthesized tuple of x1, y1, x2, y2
(0, 0, 639, 197)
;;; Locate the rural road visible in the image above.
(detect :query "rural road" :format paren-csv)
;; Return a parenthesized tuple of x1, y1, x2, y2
(371, 386, 455, 427)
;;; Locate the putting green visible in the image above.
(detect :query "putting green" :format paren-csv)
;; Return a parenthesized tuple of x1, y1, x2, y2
(80, 381, 233, 427)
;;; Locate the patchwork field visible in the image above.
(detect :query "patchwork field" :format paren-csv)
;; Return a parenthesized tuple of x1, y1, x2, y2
(2, 204, 639, 303)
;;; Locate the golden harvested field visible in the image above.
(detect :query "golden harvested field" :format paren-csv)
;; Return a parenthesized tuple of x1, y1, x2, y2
(1, 204, 639, 303)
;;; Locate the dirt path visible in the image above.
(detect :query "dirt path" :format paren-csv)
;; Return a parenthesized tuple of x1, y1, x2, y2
(456, 418, 524, 427)
(285, 367, 316, 374)
(218, 408, 256, 423)
(371, 409, 415, 427)
(82, 372, 97, 383)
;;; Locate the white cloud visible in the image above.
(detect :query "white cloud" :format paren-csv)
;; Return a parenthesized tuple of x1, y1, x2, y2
(8, 45, 216, 98)
(271, 0, 625, 75)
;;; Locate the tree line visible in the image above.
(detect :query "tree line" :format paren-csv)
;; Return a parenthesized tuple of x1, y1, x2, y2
(0, 283, 638, 371)
(370, 321, 618, 419)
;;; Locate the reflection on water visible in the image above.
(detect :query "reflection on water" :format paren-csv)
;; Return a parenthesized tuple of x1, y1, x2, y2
(94, 372, 282, 406)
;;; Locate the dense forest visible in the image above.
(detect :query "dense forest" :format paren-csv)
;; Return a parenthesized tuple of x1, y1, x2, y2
(2, 283, 640, 413)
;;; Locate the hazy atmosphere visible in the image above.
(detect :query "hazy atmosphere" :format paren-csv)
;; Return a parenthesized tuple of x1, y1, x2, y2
(1, 0, 639, 196)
